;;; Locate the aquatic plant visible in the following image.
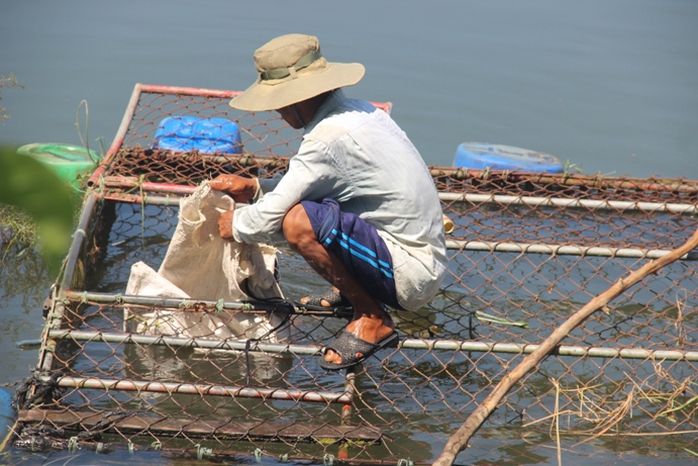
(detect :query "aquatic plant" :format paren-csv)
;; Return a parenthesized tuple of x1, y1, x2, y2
(0, 145, 77, 275)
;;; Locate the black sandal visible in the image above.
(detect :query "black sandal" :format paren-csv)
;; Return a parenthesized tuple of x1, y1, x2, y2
(318, 329, 399, 371)
(295, 289, 353, 312)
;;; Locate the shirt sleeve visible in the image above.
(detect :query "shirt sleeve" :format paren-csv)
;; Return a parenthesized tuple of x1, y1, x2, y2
(232, 138, 346, 244)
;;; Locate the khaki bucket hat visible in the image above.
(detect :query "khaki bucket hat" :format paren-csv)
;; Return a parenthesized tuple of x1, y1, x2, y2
(229, 34, 365, 112)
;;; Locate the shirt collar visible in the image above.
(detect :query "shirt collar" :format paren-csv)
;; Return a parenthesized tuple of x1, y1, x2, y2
(304, 89, 347, 133)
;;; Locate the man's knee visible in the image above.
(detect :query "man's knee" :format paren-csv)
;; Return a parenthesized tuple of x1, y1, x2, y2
(282, 204, 313, 249)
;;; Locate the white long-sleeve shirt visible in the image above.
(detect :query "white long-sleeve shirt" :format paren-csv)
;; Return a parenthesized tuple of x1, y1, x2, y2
(233, 90, 447, 310)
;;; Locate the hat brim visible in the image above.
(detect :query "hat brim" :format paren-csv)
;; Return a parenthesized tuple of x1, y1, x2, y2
(229, 62, 365, 112)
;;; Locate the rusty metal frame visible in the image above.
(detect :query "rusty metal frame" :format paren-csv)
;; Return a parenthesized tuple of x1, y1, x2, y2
(12, 83, 698, 465)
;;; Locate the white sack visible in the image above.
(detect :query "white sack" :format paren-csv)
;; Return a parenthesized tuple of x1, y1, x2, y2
(125, 180, 285, 342)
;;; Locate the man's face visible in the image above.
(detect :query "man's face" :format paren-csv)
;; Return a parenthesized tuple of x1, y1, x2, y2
(276, 105, 304, 129)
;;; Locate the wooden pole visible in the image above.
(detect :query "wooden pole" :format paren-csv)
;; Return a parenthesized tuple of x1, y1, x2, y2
(433, 227, 698, 466)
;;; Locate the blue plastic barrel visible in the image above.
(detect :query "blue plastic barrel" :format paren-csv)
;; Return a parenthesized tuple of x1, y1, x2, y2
(0, 388, 16, 451)
(454, 142, 564, 173)
(154, 116, 242, 154)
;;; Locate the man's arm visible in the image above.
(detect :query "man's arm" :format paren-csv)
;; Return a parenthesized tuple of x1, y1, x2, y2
(213, 139, 343, 244)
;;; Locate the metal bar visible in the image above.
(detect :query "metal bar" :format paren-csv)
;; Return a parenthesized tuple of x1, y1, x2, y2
(65, 196, 694, 261)
(101, 180, 698, 215)
(58, 192, 100, 293)
(48, 329, 323, 356)
(48, 330, 698, 362)
(338, 369, 357, 460)
(101, 174, 698, 215)
(445, 239, 698, 260)
(429, 167, 698, 194)
(41, 375, 351, 404)
(93, 191, 697, 259)
(87, 83, 143, 187)
(103, 176, 197, 196)
(61, 291, 253, 310)
(401, 339, 698, 362)
(439, 192, 698, 215)
(106, 189, 698, 222)
(138, 83, 242, 99)
(137, 83, 390, 114)
(36, 292, 64, 375)
(18, 408, 381, 442)
(102, 192, 182, 206)
(59, 291, 348, 318)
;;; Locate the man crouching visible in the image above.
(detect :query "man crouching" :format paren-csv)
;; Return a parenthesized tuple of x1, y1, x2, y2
(212, 33, 447, 371)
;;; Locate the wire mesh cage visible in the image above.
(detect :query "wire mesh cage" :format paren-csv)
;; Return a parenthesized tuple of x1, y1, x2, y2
(10, 84, 698, 465)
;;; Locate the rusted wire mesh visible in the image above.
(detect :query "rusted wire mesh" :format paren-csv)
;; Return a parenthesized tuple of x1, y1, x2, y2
(11, 84, 697, 465)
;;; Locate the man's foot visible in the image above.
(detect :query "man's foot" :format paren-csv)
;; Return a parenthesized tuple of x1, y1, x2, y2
(322, 313, 395, 368)
(319, 326, 399, 371)
(296, 288, 352, 311)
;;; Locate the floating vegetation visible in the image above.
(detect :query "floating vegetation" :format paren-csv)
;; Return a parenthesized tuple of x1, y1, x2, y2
(0, 204, 40, 262)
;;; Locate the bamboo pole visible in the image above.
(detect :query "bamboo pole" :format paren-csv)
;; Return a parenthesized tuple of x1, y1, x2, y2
(432, 226, 698, 466)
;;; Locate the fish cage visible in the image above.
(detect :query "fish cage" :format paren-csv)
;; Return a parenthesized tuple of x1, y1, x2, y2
(9, 84, 698, 465)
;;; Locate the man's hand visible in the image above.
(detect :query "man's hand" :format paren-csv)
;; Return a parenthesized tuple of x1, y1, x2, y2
(217, 210, 235, 241)
(210, 175, 257, 203)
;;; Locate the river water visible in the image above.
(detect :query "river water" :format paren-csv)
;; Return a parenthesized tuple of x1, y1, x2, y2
(1, 1, 697, 464)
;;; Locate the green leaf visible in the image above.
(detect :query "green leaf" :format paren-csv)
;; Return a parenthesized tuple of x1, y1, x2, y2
(475, 311, 530, 329)
(0, 144, 77, 275)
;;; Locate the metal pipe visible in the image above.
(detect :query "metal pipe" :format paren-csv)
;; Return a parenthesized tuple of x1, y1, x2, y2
(59, 291, 345, 318)
(138, 83, 242, 99)
(429, 167, 698, 195)
(36, 277, 71, 386)
(102, 193, 181, 206)
(137, 83, 390, 114)
(439, 192, 698, 215)
(37, 299, 64, 376)
(102, 176, 197, 196)
(101, 186, 698, 218)
(58, 192, 100, 292)
(445, 239, 698, 260)
(59, 195, 693, 261)
(47, 330, 698, 362)
(101, 175, 698, 216)
(84, 194, 697, 259)
(400, 339, 698, 361)
(61, 291, 253, 310)
(91, 192, 696, 259)
(338, 368, 357, 460)
(43, 375, 351, 404)
(48, 330, 323, 356)
(87, 83, 143, 187)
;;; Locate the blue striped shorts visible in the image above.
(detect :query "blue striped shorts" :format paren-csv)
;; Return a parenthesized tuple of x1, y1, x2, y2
(300, 198, 400, 309)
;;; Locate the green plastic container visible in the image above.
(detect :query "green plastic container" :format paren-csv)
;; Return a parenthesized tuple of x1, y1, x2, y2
(17, 143, 101, 189)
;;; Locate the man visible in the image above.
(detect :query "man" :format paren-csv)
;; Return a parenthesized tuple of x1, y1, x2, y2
(211, 33, 447, 370)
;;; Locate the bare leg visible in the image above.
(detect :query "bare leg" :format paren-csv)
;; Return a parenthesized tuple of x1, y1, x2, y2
(282, 204, 394, 365)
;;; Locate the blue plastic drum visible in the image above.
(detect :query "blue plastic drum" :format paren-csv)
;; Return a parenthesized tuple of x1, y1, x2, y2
(0, 388, 16, 451)
(154, 116, 242, 154)
(454, 142, 564, 173)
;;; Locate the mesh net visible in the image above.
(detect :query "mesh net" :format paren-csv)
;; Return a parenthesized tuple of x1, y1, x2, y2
(11, 84, 697, 465)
